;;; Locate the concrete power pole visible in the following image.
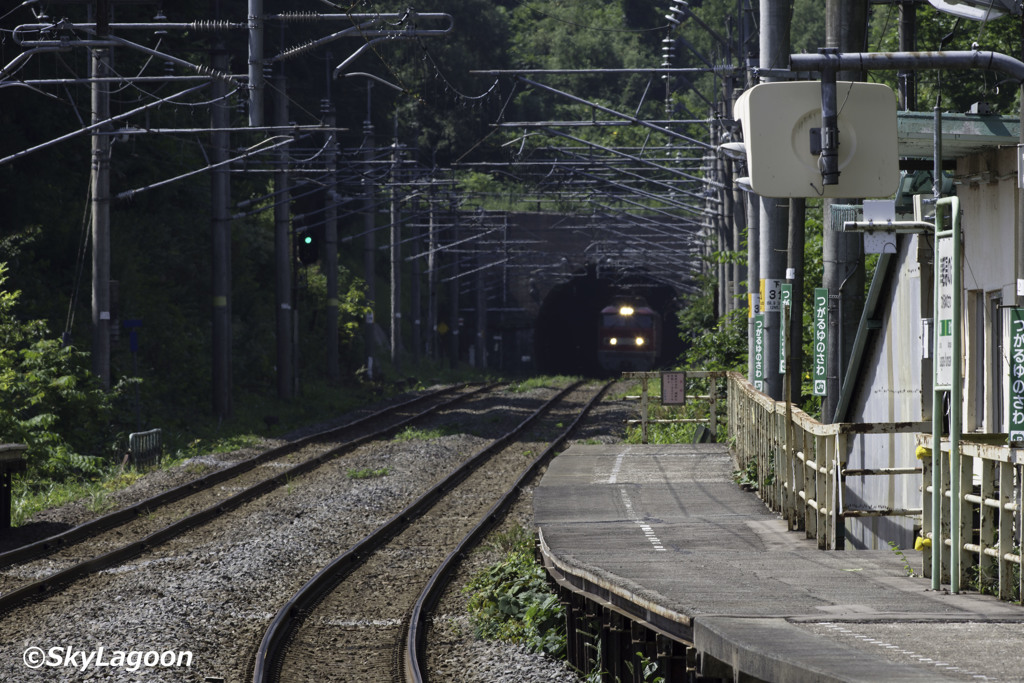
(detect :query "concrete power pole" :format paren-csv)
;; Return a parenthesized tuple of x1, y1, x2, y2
(90, 43, 112, 390)
(449, 205, 460, 368)
(389, 131, 402, 370)
(324, 105, 340, 382)
(898, 0, 917, 111)
(211, 44, 232, 417)
(89, 0, 112, 389)
(787, 198, 805, 402)
(361, 109, 376, 380)
(426, 192, 438, 361)
(757, 0, 791, 400)
(823, 0, 868, 422)
(410, 196, 422, 364)
(274, 74, 294, 399)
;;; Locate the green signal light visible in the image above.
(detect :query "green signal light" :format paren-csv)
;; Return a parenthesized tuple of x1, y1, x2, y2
(303, 235, 313, 244)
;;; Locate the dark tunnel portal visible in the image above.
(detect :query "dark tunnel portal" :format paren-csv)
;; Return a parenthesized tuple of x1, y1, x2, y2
(534, 268, 682, 377)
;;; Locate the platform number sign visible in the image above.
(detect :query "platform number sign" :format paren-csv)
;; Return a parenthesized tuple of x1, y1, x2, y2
(812, 288, 828, 396)
(761, 278, 783, 313)
(753, 314, 765, 391)
(779, 284, 792, 375)
(1010, 309, 1024, 442)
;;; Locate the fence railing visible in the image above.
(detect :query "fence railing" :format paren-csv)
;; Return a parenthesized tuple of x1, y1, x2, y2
(916, 434, 1023, 601)
(622, 371, 725, 444)
(128, 428, 162, 467)
(622, 370, 1022, 601)
(726, 372, 930, 551)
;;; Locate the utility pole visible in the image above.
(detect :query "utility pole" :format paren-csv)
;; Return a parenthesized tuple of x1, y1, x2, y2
(426, 189, 438, 361)
(247, 0, 264, 127)
(746, 191, 760, 383)
(90, 40, 112, 390)
(736, 0, 754, 318)
(713, 118, 728, 318)
(823, 0, 868, 421)
(899, 0, 917, 111)
(90, 0, 112, 390)
(274, 73, 294, 399)
(211, 43, 232, 416)
(323, 103, 340, 382)
(361, 95, 376, 380)
(757, 0, 791, 399)
(410, 196, 422, 364)
(475, 247, 487, 369)
(389, 124, 403, 370)
(787, 198, 805, 402)
(449, 204, 460, 368)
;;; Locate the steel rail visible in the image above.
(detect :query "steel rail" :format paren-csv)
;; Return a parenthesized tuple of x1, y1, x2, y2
(252, 380, 587, 682)
(0, 385, 488, 613)
(0, 385, 462, 569)
(404, 381, 613, 682)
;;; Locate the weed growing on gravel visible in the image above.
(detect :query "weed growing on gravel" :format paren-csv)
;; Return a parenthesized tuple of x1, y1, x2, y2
(463, 525, 566, 657)
(347, 466, 390, 479)
(87, 490, 112, 515)
(392, 426, 456, 441)
(507, 376, 579, 393)
(10, 467, 145, 526)
(11, 480, 94, 526)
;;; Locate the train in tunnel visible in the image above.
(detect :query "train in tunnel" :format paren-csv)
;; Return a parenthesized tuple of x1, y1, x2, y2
(596, 297, 662, 373)
(533, 266, 681, 377)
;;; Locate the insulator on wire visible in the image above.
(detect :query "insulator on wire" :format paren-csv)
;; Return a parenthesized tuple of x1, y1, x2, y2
(189, 20, 243, 31)
(274, 12, 324, 23)
(278, 41, 320, 60)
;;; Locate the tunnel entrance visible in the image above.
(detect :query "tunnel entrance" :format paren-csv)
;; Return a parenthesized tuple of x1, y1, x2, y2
(534, 266, 682, 377)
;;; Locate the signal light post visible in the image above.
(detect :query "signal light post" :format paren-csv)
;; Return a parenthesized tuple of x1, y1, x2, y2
(296, 228, 320, 266)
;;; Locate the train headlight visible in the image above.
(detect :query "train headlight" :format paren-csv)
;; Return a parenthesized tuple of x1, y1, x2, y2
(635, 336, 645, 346)
(619, 305, 634, 316)
(609, 337, 618, 346)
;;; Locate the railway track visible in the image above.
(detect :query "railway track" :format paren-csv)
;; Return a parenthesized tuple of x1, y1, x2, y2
(0, 378, 631, 682)
(0, 383, 484, 612)
(253, 379, 611, 682)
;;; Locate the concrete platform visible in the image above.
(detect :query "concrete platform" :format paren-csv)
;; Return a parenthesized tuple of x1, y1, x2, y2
(534, 443, 1024, 682)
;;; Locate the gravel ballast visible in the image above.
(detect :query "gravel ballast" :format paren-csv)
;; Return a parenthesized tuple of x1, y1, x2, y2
(0, 382, 639, 682)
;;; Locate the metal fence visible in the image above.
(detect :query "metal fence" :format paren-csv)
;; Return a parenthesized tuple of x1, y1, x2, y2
(622, 370, 724, 444)
(917, 434, 1023, 601)
(620, 370, 1022, 601)
(726, 373, 930, 551)
(128, 428, 162, 467)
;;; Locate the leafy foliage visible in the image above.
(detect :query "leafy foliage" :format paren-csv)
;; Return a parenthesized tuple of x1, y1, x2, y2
(867, 4, 1023, 114)
(464, 525, 566, 657)
(675, 272, 747, 373)
(0, 263, 129, 481)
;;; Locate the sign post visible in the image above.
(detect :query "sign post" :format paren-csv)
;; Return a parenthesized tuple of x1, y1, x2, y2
(779, 284, 792, 375)
(930, 197, 962, 593)
(754, 314, 765, 392)
(813, 288, 828, 396)
(936, 236, 955, 387)
(1010, 309, 1024, 442)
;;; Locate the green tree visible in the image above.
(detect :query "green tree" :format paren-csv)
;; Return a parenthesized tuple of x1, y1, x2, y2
(868, 4, 1022, 115)
(0, 263, 129, 481)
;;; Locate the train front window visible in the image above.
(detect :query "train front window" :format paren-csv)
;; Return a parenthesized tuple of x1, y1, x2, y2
(603, 313, 653, 328)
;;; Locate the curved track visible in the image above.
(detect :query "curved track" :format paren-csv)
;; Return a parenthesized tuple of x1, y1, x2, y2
(0, 378, 633, 683)
(253, 380, 611, 682)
